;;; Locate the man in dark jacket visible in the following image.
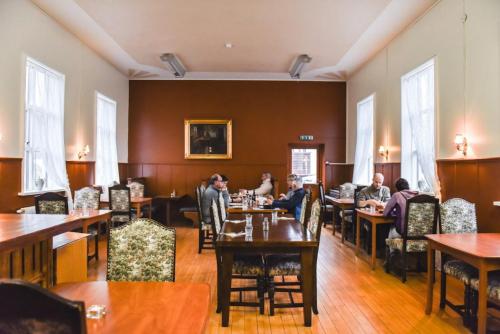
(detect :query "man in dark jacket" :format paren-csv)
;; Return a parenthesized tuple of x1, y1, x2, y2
(267, 174, 305, 220)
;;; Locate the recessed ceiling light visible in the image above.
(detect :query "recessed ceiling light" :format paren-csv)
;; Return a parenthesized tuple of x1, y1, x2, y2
(224, 43, 233, 49)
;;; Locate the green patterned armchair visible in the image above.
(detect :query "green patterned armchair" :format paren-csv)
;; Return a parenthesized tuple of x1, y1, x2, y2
(108, 184, 131, 227)
(439, 198, 478, 325)
(35, 192, 68, 215)
(107, 218, 176, 282)
(470, 271, 500, 322)
(74, 187, 100, 210)
(266, 199, 323, 315)
(299, 194, 309, 226)
(127, 182, 144, 198)
(385, 194, 439, 283)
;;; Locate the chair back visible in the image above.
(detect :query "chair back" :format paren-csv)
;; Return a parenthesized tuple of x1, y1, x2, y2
(339, 183, 355, 199)
(35, 192, 69, 214)
(306, 199, 324, 243)
(107, 218, 176, 282)
(195, 186, 204, 224)
(440, 198, 477, 234)
(299, 194, 309, 227)
(403, 194, 439, 240)
(74, 187, 100, 210)
(108, 184, 131, 221)
(0, 279, 86, 334)
(353, 186, 367, 209)
(318, 181, 326, 205)
(218, 193, 227, 221)
(210, 199, 224, 237)
(127, 182, 144, 198)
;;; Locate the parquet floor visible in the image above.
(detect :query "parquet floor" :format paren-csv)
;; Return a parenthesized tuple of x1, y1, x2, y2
(88, 225, 474, 333)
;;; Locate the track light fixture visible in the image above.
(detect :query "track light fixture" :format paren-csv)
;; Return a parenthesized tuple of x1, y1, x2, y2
(289, 54, 312, 79)
(160, 53, 186, 78)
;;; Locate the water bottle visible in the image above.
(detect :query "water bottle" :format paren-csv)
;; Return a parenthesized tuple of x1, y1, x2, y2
(263, 217, 269, 231)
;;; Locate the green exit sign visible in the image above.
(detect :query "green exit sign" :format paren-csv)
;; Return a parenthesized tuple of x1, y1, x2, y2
(299, 135, 314, 141)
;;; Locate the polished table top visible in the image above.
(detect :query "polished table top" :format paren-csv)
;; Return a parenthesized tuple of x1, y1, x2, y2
(325, 196, 354, 205)
(53, 281, 211, 334)
(217, 213, 317, 247)
(426, 233, 500, 258)
(100, 196, 152, 204)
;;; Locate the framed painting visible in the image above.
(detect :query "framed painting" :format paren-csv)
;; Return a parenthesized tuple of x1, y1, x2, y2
(184, 119, 232, 159)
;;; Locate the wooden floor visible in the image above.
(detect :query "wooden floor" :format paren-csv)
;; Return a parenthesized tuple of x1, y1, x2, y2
(88, 224, 474, 333)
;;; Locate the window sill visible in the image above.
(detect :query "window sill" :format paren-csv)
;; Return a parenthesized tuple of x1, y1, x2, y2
(18, 188, 66, 197)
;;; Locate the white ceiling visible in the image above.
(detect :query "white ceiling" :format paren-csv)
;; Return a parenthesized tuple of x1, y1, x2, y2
(32, 0, 438, 81)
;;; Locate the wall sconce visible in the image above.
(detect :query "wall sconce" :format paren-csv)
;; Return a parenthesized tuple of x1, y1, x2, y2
(378, 146, 389, 160)
(78, 145, 90, 160)
(454, 134, 468, 156)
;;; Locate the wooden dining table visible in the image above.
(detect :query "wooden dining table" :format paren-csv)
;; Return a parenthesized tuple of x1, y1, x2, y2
(425, 233, 500, 334)
(325, 196, 354, 241)
(226, 206, 288, 214)
(52, 281, 211, 334)
(216, 213, 318, 327)
(0, 213, 97, 287)
(68, 209, 112, 233)
(355, 208, 394, 269)
(100, 197, 153, 218)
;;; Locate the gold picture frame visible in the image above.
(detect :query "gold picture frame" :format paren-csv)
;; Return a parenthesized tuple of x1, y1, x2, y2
(184, 119, 232, 159)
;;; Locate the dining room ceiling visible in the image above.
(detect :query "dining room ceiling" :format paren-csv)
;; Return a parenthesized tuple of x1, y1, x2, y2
(32, 0, 438, 80)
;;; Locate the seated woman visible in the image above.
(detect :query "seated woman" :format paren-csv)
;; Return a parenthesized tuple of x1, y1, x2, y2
(266, 174, 305, 220)
(383, 178, 419, 248)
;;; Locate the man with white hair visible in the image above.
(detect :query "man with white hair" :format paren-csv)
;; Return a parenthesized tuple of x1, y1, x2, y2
(358, 173, 391, 208)
(266, 174, 305, 220)
(251, 172, 273, 196)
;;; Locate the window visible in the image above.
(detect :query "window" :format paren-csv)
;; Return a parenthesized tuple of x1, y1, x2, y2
(352, 94, 374, 185)
(23, 57, 69, 194)
(291, 148, 317, 183)
(95, 92, 119, 188)
(401, 58, 439, 193)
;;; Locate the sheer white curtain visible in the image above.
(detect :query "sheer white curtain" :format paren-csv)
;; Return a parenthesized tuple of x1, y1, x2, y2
(25, 58, 72, 205)
(401, 58, 441, 196)
(95, 93, 119, 191)
(352, 95, 374, 185)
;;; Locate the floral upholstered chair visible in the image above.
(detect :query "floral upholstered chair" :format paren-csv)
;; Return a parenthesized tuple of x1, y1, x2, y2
(299, 194, 309, 227)
(210, 198, 265, 314)
(439, 198, 478, 325)
(470, 271, 500, 327)
(385, 194, 439, 283)
(266, 199, 323, 315)
(196, 186, 213, 253)
(35, 192, 69, 214)
(74, 187, 102, 262)
(217, 192, 227, 222)
(108, 184, 131, 227)
(127, 182, 144, 198)
(107, 218, 176, 282)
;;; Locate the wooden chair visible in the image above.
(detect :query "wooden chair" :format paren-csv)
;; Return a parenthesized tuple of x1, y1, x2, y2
(108, 184, 131, 228)
(127, 181, 144, 198)
(266, 199, 323, 315)
(211, 199, 265, 314)
(470, 271, 500, 331)
(385, 194, 439, 283)
(35, 192, 68, 214)
(107, 218, 176, 282)
(196, 186, 213, 253)
(0, 279, 86, 334)
(319, 181, 334, 226)
(299, 192, 310, 228)
(74, 187, 101, 262)
(439, 198, 478, 325)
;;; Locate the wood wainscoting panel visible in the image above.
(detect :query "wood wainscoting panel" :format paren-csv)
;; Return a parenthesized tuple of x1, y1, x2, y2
(66, 161, 94, 192)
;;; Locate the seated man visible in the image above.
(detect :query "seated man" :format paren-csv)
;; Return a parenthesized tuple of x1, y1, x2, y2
(220, 174, 230, 207)
(252, 172, 274, 196)
(267, 174, 305, 220)
(358, 173, 391, 208)
(201, 174, 223, 224)
(278, 174, 296, 200)
(383, 178, 419, 251)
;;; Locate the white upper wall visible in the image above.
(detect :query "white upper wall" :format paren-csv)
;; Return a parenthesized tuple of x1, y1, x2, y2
(347, 0, 500, 163)
(0, 0, 129, 162)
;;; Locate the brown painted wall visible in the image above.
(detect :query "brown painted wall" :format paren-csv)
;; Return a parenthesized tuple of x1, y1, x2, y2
(128, 80, 346, 196)
(326, 159, 500, 232)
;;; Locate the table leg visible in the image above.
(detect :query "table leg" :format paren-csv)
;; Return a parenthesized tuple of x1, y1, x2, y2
(301, 248, 314, 327)
(371, 221, 377, 270)
(340, 209, 345, 244)
(425, 245, 435, 314)
(220, 250, 234, 327)
(215, 248, 222, 313)
(134, 203, 142, 218)
(477, 263, 488, 334)
(355, 214, 361, 255)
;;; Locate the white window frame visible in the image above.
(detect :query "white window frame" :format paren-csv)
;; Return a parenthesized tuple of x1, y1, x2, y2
(22, 57, 66, 194)
(401, 58, 436, 191)
(352, 94, 375, 185)
(95, 91, 119, 189)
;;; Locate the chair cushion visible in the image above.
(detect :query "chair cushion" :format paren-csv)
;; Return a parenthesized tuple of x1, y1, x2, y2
(266, 254, 301, 277)
(385, 238, 428, 252)
(470, 272, 500, 301)
(232, 254, 264, 276)
(38, 200, 66, 214)
(443, 260, 478, 284)
(111, 215, 130, 223)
